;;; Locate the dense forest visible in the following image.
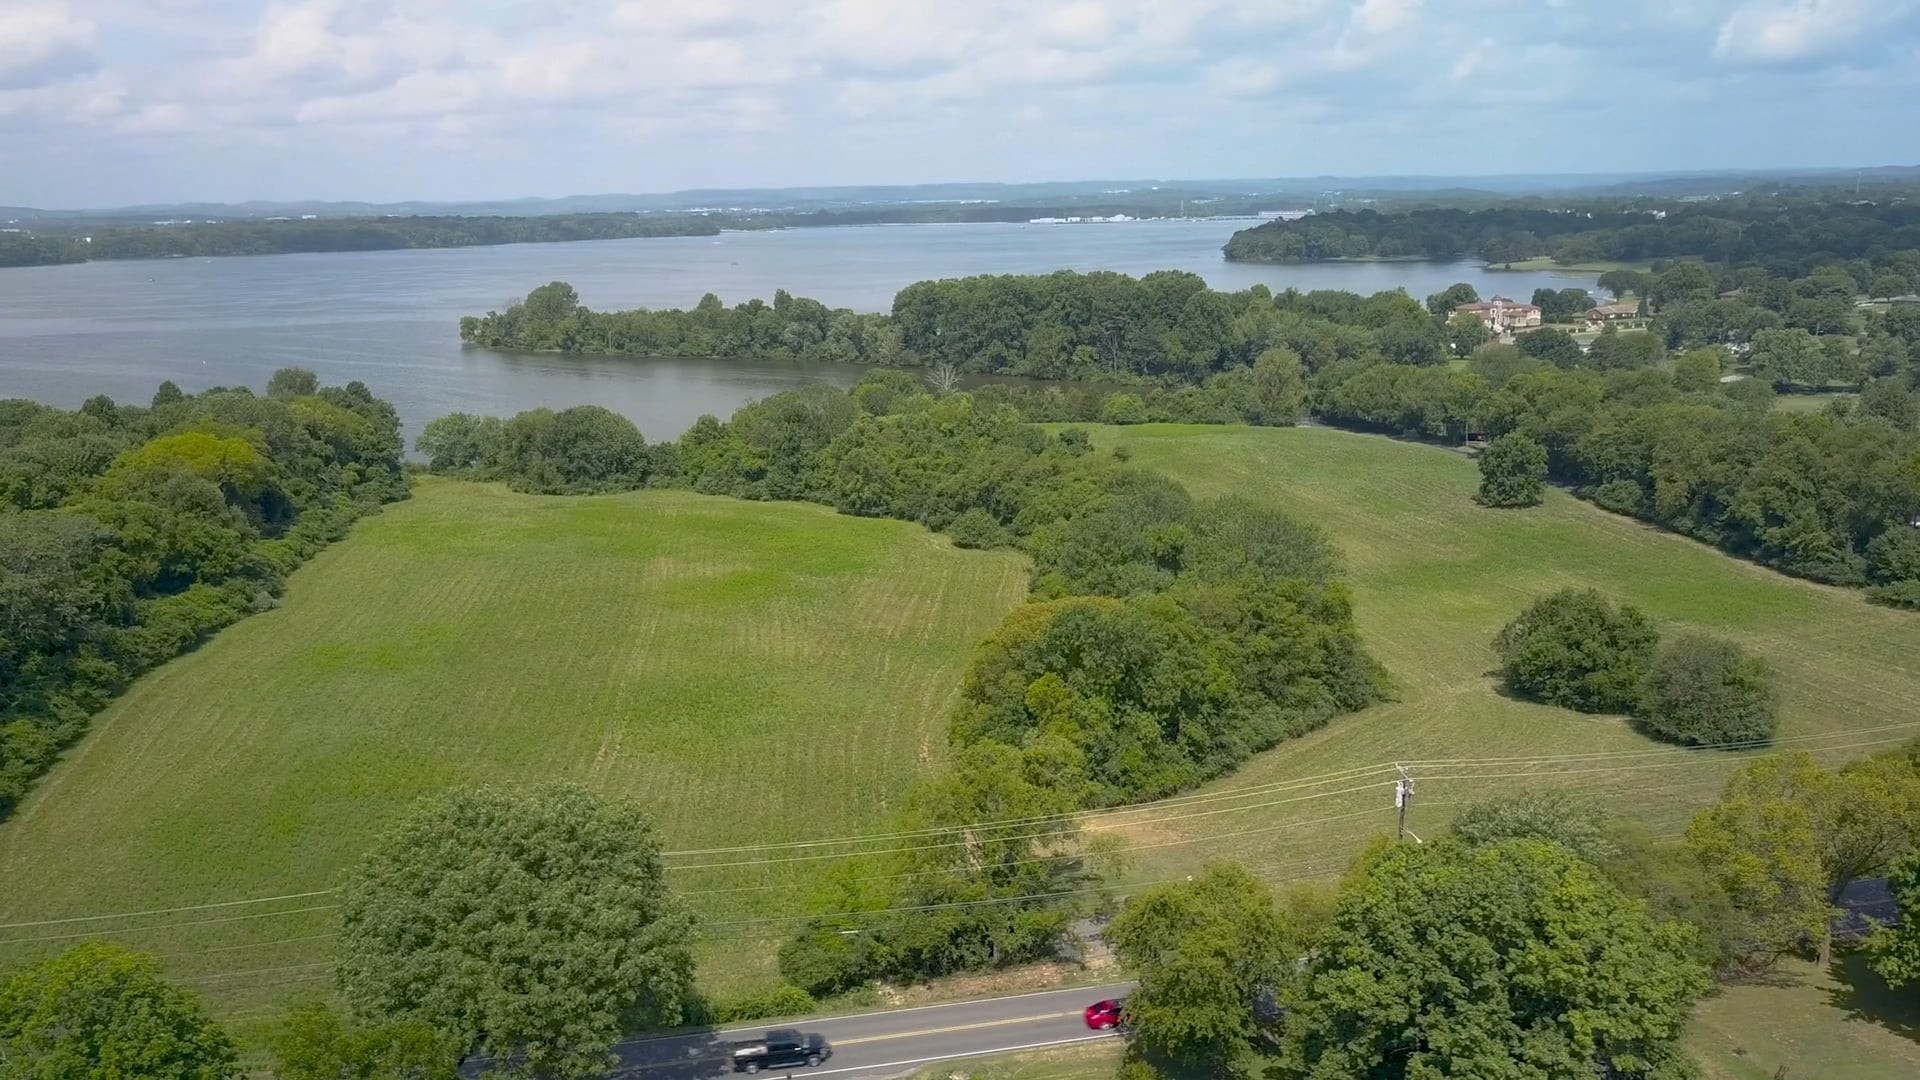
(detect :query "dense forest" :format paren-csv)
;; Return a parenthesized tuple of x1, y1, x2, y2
(418, 378, 1387, 989)
(0, 213, 721, 266)
(1223, 195, 1920, 273)
(0, 372, 406, 818)
(459, 272, 1455, 377)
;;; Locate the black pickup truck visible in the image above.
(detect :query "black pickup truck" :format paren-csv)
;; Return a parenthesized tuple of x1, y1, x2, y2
(730, 1029, 831, 1073)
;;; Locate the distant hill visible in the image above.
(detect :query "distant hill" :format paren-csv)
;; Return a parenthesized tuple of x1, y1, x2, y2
(8, 166, 1915, 222)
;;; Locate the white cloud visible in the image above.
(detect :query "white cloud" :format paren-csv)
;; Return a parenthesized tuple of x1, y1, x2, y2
(4, 0, 1920, 205)
(0, 0, 95, 87)
(609, 0, 755, 38)
(1351, 0, 1422, 35)
(1713, 0, 1892, 63)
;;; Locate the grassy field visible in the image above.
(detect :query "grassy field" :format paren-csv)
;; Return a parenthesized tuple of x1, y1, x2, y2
(1688, 957, 1920, 1079)
(1487, 256, 1650, 275)
(0, 477, 1028, 1024)
(1066, 423, 1920, 1075)
(1773, 390, 1858, 414)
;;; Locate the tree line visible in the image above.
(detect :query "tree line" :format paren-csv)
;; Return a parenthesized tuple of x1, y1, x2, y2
(0, 214, 722, 267)
(418, 374, 1388, 994)
(1222, 192, 1920, 276)
(0, 371, 407, 820)
(1313, 352, 1920, 603)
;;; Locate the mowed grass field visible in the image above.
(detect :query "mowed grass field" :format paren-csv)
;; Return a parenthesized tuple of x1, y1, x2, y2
(0, 477, 1028, 1024)
(1073, 424, 1920, 1078)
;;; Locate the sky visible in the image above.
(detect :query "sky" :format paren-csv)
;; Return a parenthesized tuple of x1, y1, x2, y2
(2, 0, 1918, 208)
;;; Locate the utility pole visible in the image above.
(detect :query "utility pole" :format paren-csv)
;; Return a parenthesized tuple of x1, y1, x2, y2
(1394, 764, 1416, 842)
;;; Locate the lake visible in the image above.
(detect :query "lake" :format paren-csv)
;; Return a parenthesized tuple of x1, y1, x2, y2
(0, 220, 1594, 442)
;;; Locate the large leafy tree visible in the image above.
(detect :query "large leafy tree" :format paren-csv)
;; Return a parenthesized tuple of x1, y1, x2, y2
(1868, 848, 1920, 987)
(1683, 755, 1828, 970)
(0, 942, 239, 1079)
(1282, 839, 1709, 1079)
(1636, 634, 1778, 748)
(336, 785, 695, 1079)
(1108, 863, 1299, 1078)
(1492, 588, 1660, 713)
(1688, 751, 1920, 967)
(1476, 433, 1547, 508)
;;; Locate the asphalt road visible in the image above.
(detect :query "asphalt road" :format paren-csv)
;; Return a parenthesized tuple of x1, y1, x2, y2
(608, 983, 1134, 1078)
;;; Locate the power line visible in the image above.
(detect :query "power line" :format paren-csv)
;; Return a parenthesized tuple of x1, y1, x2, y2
(665, 780, 1398, 872)
(9, 723, 1913, 939)
(0, 905, 339, 948)
(0, 889, 338, 932)
(660, 762, 1398, 857)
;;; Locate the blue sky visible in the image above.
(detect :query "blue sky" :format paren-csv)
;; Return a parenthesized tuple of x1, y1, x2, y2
(3, 0, 1918, 207)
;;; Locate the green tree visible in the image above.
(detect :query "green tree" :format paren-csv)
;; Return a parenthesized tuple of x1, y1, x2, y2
(1476, 433, 1547, 508)
(337, 785, 694, 1079)
(1873, 270, 1914, 300)
(1599, 269, 1650, 301)
(1446, 310, 1491, 355)
(0, 942, 239, 1079)
(1650, 262, 1716, 309)
(1516, 327, 1584, 368)
(1636, 634, 1778, 748)
(1603, 826, 1744, 973)
(1867, 848, 1920, 986)
(267, 366, 320, 399)
(1246, 346, 1306, 424)
(1867, 525, 1920, 584)
(1108, 864, 1298, 1078)
(415, 412, 495, 473)
(1751, 327, 1827, 388)
(1425, 282, 1479, 317)
(1805, 753, 1920, 964)
(1493, 588, 1659, 713)
(270, 1002, 458, 1080)
(523, 280, 581, 322)
(1101, 392, 1149, 425)
(1466, 343, 1541, 387)
(1448, 788, 1617, 864)
(1684, 756, 1828, 970)
(1283, 840, 1709, 1080)
(1671, 348, 1723, 393)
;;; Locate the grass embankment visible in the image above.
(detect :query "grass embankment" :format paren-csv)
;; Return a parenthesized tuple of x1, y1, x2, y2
(906, 1042, 1125, 1080)
(1073, 423, 1920, 1078)
(1489, 256, 1655, 274)
(0, 477, 1028, 1027)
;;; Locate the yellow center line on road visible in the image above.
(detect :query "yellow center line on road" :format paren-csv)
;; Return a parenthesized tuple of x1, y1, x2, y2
(832, 1010, 1083, 1047)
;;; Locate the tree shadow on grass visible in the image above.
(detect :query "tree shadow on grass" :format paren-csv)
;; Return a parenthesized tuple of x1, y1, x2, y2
(1826, 952, 1920, 1044)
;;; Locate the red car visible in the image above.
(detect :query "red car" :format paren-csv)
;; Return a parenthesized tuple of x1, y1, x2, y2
(1083, 998, 1126, 1030)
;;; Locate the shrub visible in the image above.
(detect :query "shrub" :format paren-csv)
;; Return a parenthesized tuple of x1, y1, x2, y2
(1493, 588, 1659, 713)
(1100, 393, 1149, 425)
(1637, 634, 1779, 747)
(778, 925, 883, 998)
(1869, 579, 1920, 610)
(1476, 433, 1547, 508)
(945, 507, 1008, 549)
(1448, 789, 1617, 864)
(1866, 526, 1920, 585)
(700, 985, 819, 1025)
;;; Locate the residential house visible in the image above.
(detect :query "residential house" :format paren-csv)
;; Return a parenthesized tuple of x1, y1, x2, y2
(1584, 303, 1640, 329)
(1455, 297, 1542, 338)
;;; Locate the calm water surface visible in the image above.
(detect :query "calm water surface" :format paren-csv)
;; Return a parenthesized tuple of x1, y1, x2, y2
(0, 220, 1592, 441)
